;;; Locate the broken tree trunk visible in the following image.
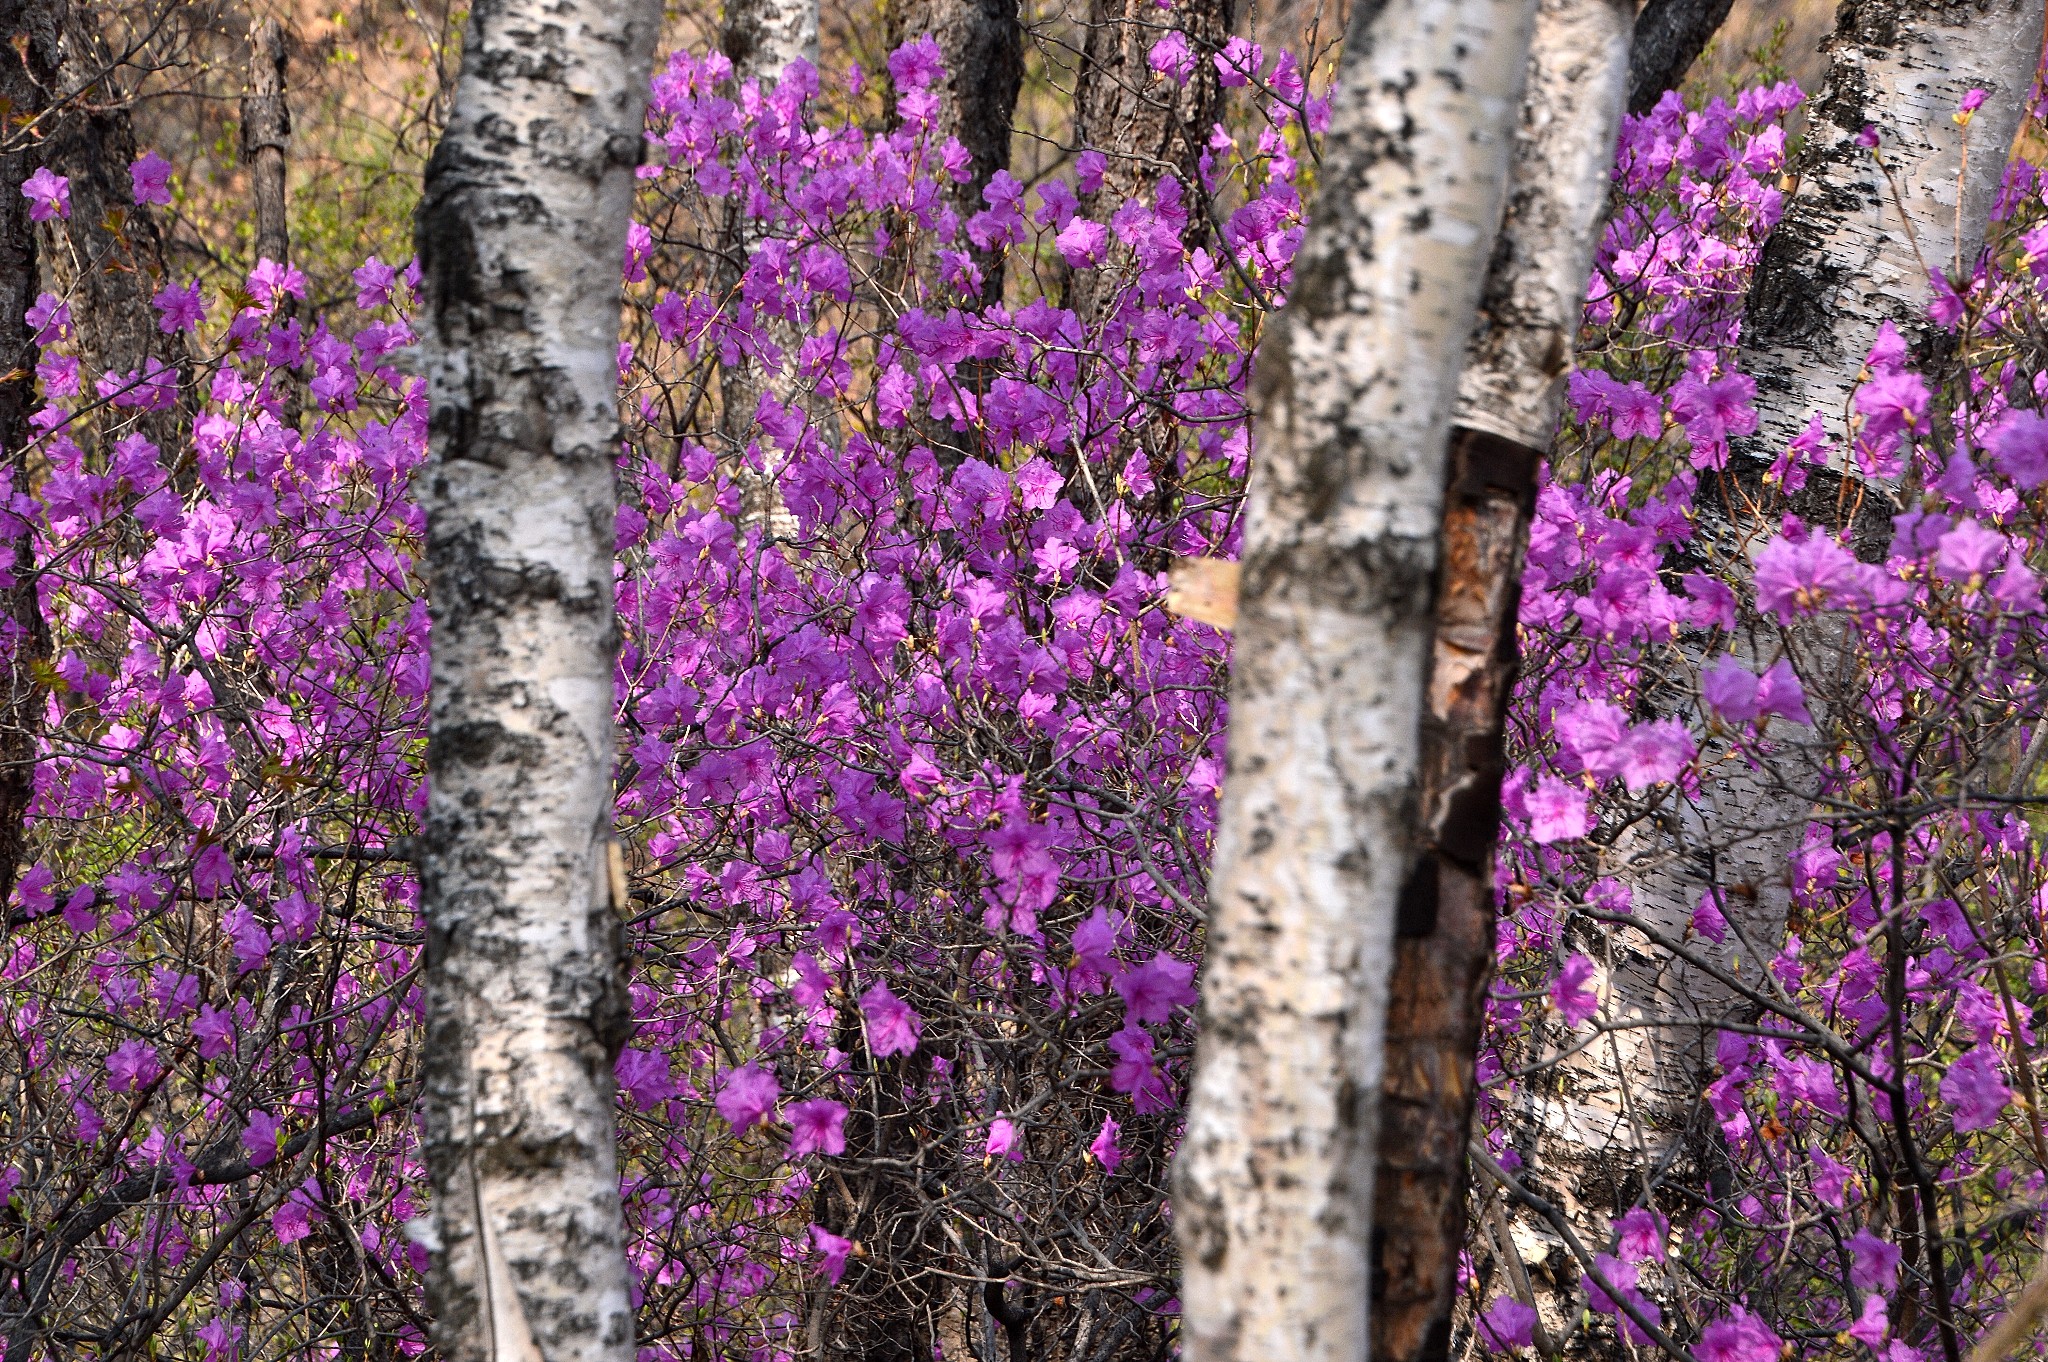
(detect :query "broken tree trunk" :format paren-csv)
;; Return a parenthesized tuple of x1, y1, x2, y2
(1370, 0, 1635, 1356)
(412, 2, 661, 1361)
(1169, 0, 1538, 1354)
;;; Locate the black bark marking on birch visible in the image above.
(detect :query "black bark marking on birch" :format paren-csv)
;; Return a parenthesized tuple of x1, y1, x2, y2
(1625, 0, 1735, 113)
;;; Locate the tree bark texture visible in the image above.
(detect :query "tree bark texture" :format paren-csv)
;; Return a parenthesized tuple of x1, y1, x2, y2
(0, 0, 49, 912)
(1511, 0, 2042, 1323)
(1370, 3, 1633, 1358)
(243, 19, 290, 271)
(1740, 0, 2043, 459)
(1168, 0, 1538, 1354)
(1625, 0, 1735, 114)
(1073, 0, 1234, 222)
(18, 0, 190, 454)
(1064, 0, 1234, 322)
(413, 3, 660, 1362)
(722, 0, 820, 88)
(718, 0, 820, 534)
(890, 0, 1023, 278)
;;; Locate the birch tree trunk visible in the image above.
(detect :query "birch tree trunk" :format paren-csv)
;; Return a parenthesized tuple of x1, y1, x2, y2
(1742, 0, 2042, 458)
(1507, 0, 2043, 1327)
(412, 4, 659, 1362)
(722, 0, 818, 89)
(1169, 0, 1538, 1354)
(1370, 3, 1632, 1357)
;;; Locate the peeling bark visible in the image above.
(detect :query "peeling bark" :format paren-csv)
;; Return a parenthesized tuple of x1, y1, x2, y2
(1371, 5, 1633, 1357)
(1169, 0, 1538, 1354)
(413, 4, 661, 1362)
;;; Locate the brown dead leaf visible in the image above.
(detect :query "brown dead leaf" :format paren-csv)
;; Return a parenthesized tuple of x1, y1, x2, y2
(1166, 557, 1240, 631)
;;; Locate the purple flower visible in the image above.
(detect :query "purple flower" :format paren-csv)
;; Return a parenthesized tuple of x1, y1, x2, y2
(1754, 533, 1860, 622)
(984, 1116, 1023, 1162)
(1941, 1043, 2011, 1132)
(21, 166, 69, 221)
(194, 1004, 236, 1059)
(130, 152, 173, 206)
(861, 980, 922, 1056)
(154, 279, 206, 334)
(1055, 218, 1108, 268)
(1147, 31, 1195, 84)
(1089, 1116, 1123, 1174)
(1696, 1308, 1782, 1362)
(25, 292, 70, 345)
(1854, 369, 1929, 443)
(1107, 1024, 1172, 1113)
(1478, 1297, 1538, 1352)
(715, 1062, 780, 1132)
(1702, 655, 1760, 724)
(786, 1098, 848, 1158)
(1990, 409, 2048, 489)
(1847, 1228, 1901, 1291)
(1755, 660, 1812, 724)
(1551, 954, 1599, 1028)
(1849, 1294, 1889, 1346)
(615, 1048, 675, 1110)
(1525, 774, 1590, 844)
(1692, 889, 1730, 944)
(353, 256, 399, 310)
(106, 1039, 162, 1093)
(1934, 518, 2006, 583)
(1113, 952, 1196, 1024)
(1614, 1207, 1666, 1264)
(1956, 86, 1987, 124)
(242, 1109, 283, 1167)
(887, 35, 945, 92)
(1213, 36, 1261, 88)
(1617, 718, 1694, 793)
(247, 258, 308, 311)
(809, 1224, 855, 1283)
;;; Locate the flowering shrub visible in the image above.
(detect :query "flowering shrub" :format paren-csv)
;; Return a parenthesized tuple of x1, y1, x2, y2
(11, 17, 2048, 1362)
(1476, 83, 2048, 1362)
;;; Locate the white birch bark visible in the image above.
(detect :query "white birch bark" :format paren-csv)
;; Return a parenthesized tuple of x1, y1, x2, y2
(1169, 0, 1538, 1355)
(722, 0, 819, 88)
(412, 4, 660, 1362)
(1457, 0, 1635, 450)
(1509, 0, 2043, 1299)
(1742, 0, 2043, 455)
(1367, 6, 1633, 1356)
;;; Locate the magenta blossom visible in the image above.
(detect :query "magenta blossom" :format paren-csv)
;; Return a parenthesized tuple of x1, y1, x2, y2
(130, 152, 173, 206)
(715, 1062, 780, 1132)
(21, 166, 68, 221)
(786, 1098, 849, 1158)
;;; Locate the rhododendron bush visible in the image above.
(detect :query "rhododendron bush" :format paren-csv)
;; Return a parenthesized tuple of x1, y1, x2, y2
(9, 16, 2048, 1362)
